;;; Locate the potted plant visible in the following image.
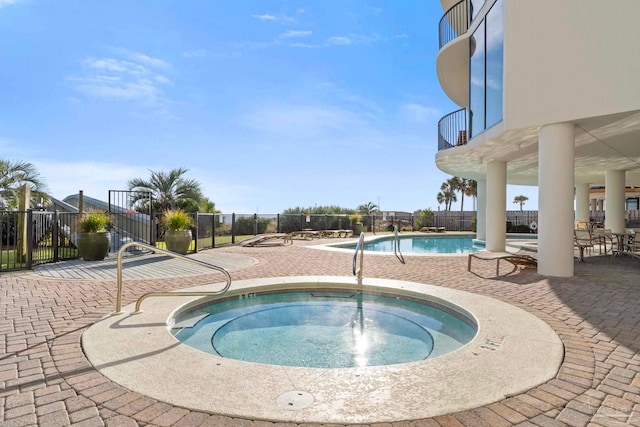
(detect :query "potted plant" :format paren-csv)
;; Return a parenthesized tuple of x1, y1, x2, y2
(162, 209, 194, 255)
(350, 214, 364, 235)
(76, 211, 111, 261)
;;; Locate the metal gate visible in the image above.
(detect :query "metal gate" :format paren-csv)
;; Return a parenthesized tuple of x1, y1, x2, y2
(108, 190, 154, 251)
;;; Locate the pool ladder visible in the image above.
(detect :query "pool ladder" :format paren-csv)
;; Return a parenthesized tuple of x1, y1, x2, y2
(393, 226, 405, 264)
(352, 232, 365, 285)
(115, 242, 232, 313)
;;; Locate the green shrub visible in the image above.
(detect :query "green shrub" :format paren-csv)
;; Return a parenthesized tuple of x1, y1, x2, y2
(78, 211, 111, 233)
(161, 209, 194, 231)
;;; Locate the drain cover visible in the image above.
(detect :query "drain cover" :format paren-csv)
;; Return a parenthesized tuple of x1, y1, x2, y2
(276, 390, 314, 410)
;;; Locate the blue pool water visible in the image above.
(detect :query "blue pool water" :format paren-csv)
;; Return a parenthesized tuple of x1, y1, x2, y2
(172, 291, 477, 368)
(341, 235, 483, 254)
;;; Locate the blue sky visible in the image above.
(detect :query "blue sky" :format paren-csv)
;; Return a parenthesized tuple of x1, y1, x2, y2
(0, 0, 538, 213)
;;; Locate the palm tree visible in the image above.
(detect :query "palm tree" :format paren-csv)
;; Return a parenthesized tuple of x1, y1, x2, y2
(199, 198, 220, 214)
(437, 180, 457, 211)
(466, 179, 478, 210)
(357, 202, 379, 215)
(128, 168, 204, 213)
(0, 158, 48, 209)
(513, 195, 529, 211)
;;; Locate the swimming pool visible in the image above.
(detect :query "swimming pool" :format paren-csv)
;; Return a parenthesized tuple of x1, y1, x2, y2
(172, 291, 476, 368)
(338, 234, 483, 254)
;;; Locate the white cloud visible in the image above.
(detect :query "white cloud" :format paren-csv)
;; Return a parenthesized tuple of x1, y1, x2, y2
(251, 13, 296, 24)
(126, 52, 171, 70)
(327, 36, 352, 46)
(399, 103, 440, 123)
(70, 51, 173, 114)
(252, 13, 277, 21)
(279, 30, 312, 39)
(0, 0, 21, 8)
(36, 160, 147, 201)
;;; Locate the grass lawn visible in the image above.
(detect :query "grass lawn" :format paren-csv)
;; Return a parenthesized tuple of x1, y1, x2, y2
(1, 249, 26, 270)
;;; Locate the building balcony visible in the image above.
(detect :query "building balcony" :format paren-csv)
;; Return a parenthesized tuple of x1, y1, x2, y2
(439, 0, 469, 49)
(438, 108, 467, 151)
(437, 0, 470, 107)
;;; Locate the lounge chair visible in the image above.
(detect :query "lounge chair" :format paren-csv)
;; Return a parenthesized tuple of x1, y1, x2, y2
(240, 233, 292, 247)
(468, 251, 537, 276)
(290, 230, 320, 240)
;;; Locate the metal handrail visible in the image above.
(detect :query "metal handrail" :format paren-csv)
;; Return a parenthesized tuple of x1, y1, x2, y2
(438, 0, 469, 48)
(352, 232, 365, 285)
(115, 241, 232, 313)
(438, 108, 467, 151)
(393, 226, 406, 264)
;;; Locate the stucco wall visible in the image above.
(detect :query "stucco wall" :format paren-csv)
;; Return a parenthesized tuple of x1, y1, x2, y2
(503, 0, 640, 130)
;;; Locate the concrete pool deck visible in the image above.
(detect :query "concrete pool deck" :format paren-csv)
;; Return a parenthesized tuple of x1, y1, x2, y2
(2, 237, 640, 426)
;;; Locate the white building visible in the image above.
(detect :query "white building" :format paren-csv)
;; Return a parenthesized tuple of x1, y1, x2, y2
(435, 0, 640, 276)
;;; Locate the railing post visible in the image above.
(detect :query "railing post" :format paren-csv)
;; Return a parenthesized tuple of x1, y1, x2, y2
(52, 210, 59, 262)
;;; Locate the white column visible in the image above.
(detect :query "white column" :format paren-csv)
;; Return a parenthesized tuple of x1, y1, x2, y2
(538, 122, 575, 277)
(486, 161, 506, 252)
(605, 170, 626, 233)
(575, 184, 590, 223)
(476, 179, 487, 241)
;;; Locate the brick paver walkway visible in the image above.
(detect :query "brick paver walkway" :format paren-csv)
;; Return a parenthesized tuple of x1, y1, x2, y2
(1, 239, 640, 426)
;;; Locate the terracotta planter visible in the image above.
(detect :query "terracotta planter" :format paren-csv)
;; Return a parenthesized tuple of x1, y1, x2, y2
(165, 229, 192, 255)
(77, 232, 110, 261)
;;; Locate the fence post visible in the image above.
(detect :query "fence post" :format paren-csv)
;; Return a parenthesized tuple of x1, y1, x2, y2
(277, 214, 280, 233)
(26, 210, 34, 269)
(231, 213, 236, 244)
(194, 212, 199, 253)
(254, 213, 258, 236)
(212, 214, 216, 248)
(52, 211, 59, 262)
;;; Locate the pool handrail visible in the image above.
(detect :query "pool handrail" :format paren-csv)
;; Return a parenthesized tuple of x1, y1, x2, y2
(352, 232, 365, 285)
(393, 226, 406, 264)
(115, 241, 232, 313)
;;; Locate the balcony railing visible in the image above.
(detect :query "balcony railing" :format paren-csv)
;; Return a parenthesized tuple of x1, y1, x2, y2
(439, 0, 470, 49)
(438, 108, 467, 151)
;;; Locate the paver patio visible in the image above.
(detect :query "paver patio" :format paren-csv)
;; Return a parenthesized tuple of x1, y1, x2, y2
(1, 238, 640, 426)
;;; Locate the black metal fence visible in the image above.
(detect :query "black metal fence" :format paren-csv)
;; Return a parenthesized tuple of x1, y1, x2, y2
(1, 210, 81, 272)
(109, 190, 154, 251)
(4, 208, 637, 272)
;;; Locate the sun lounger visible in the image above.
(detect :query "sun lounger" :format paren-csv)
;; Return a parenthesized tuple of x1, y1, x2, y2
(290, 230, 320, 240)
(468, 251, 537, 275)
(240, 233, 292, 247)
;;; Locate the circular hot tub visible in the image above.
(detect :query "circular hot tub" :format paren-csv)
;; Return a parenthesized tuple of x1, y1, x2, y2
(172, 290, 477, 368)
(83, 276, 563, 424)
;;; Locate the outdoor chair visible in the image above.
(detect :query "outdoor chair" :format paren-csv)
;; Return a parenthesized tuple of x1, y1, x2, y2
(574, 229, 596, 262)
(591, 228, 616, 254)
(612, 229, 639, 262)
(468, 251, 537, 276)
